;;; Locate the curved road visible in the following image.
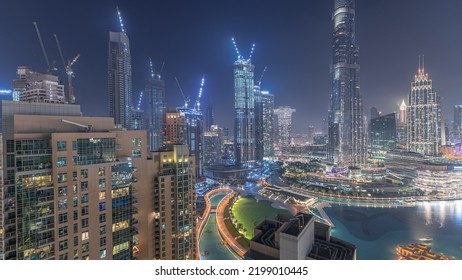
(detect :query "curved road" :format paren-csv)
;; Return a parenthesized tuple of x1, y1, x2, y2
(198, 192, 240, 260)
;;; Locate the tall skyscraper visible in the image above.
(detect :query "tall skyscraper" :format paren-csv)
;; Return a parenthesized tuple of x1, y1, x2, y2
(164, 111, 188, 147)
(0, 101, 143, 260)
(396, 100, 407, 149)
(261, 91, 274, 158)
(328, 0, 366, 166)
(177, 107, 204, 178)
(254, 85, 264, 163)
(205, 105, 214, 132)
(454, 105, 462, 142)
(407, 58, 442, 156)
(307, 125, 315, 144)
(108, 10, 132, 129)
(164, 109, 204, 178)
(145, 66, 166, 151)
(233, 39, 256, 167)
(150, 145, 196, 260)
(203, 131, 221, 166)
(274, 106, 296, 146)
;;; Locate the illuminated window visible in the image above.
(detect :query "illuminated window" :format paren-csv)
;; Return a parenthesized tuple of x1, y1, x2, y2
(112, 242, 129, 255)
(99, 191, 106, 200)
(81, 231, 89, 241)
(111, 187, 129, 198)
(112, 220, 129, 232)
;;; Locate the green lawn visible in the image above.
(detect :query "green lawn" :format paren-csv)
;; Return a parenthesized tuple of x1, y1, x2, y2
(231, 195, 291, 239)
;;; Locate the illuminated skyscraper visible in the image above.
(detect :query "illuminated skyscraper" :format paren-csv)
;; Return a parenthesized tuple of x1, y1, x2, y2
(233, 39, 256, 167)
(261, 91, 274, 158)
(328, 0, 366, 166)
(108, 10, 132, 129)
(454, 105, 462, 142)
(396, 100, 407, 149)
(274, 106, 296, 147)
(205, 105, 214, 132)
(407, 58, 442, 156)
(399, 100, 407, 125)
(145, 67, 166, 151)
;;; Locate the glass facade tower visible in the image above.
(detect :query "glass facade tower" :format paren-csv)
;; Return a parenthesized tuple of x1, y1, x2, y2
(328, 0, 366, 167)
(108, 31, 132, 129)
(145, 75, 166, 151)
(234, 57, 256, 167)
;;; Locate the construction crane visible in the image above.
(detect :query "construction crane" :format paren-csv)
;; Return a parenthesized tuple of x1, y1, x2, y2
(149, 58, 155, 78)
(194, 76, 205, 111)
(116, 6, 126, 33)
(137, 91, 143, 111)
(54, 34, 80, 103)
(257, 66, 268, 87)
(33, 21, 52, 73)
(174, 77, 190, 108)
(231, 37, 255, 61)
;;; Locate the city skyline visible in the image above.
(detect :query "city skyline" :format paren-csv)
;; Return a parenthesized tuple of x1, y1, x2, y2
(2, 1, 462, 134)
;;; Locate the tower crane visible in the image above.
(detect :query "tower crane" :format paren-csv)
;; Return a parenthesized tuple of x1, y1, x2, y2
(33, 21, 53, 73)
(54, 34, 80, 103)
(231, 37, 256, 61)
(174, 77, 190, 108)
(258, 66, 268, 87)
(137, 91, 143, 111)
(117, 6, 126, 33)
(194, 76, 205, 111)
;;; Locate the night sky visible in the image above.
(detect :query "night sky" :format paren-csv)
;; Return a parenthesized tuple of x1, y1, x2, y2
(1, 0, 462, 134)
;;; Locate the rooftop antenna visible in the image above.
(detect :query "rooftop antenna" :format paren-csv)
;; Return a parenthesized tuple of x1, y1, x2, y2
(175, 77, 189, 108)
(33, 21, 51, 72)
(195, 75, 205, 111)
(116, 6, 126, 33)
(249, 43, 256, 60)
(231, 37, 241, 60)
(422, 54, 425, 72)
